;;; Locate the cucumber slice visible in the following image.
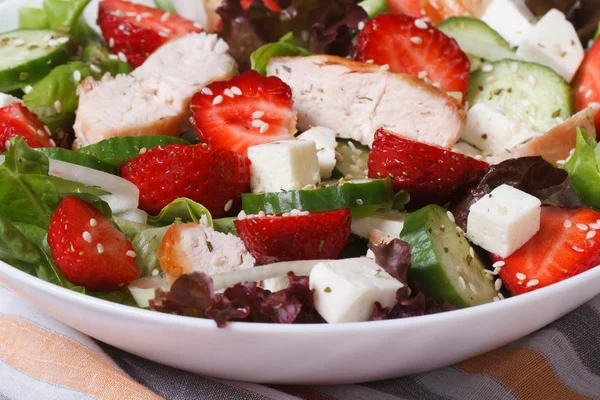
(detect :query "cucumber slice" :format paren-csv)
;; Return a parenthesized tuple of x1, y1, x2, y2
(400, 205, 497, 308)
(76, 135, 189, 166)
(35, 148, 120, 175)
(0, 30, 71, 92)
(467, 60, 572, 133)
(242, 178, 394, 215)
(438, 17, 516, 64)
(333, 139, 370, 179)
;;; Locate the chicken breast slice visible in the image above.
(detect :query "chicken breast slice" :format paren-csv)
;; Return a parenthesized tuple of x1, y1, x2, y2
(267, 55, 466, 148)
(158, 223, 256, 285)
(74, 33, 237, 147)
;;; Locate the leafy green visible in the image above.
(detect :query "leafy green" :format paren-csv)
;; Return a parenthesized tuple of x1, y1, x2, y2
(213, 217, 238, 236)
(18, 7, 50, 29)
(358, 0, 389, 18)
(594, 21, 600, 42)
(81, 44, 133, 76)
(154, 0, 176, 12)
(0, 215, 43, 275)
(43, 0, 99, 44)
(564, 128, 600, 209)
(392, 191, 410, 212)
(113, 217, 153, 240)
(251, 33, 311, 75)
(132, 226, 170, 278)
(147, 198, 214, 227)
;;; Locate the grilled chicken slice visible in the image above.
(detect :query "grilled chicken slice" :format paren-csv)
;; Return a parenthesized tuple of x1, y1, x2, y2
(267, 55, 466, 148)
(158, 223, 255, 285)
(74, 33, 237, 147)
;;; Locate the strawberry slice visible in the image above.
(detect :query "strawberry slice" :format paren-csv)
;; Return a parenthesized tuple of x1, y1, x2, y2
(573, 38, 600, 138)
(0, 102, 54, 152)
(97, 0, 202, 68)
(492, 207, 600, 296)
(368, 129, 489, 207)
(48, 196, 140, 292)
(190, 70, 297, 155)
(235, 209, 351, 265)
(121, 143, 251, 218)
(356, 13, 471, 99)
(387, 0, 425, 17)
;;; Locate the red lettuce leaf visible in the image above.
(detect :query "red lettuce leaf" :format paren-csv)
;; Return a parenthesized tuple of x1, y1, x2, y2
(217, 0, 368, 70)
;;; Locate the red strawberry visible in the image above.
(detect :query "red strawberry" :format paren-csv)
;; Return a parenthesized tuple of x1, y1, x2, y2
(573, 38, 600, 138)
(492, 207, 600, 296)
(190, 71, 297, 155)
(0, 102, 54, 152)
(48, 196, 140, 292)
(97, 0, 202, 68)
(121, 143, 251, 218)
(356, 13, 471, 99)
(368, 129, 489, 207)
(387, 0, 425, 17)
(235, 209, 351, 265)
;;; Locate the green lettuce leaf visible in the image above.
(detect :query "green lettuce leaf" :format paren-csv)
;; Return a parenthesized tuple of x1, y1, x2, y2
(251, 33, 311, 75)
(132, 226, 170, 278)
(564, 128, 600, 209)
(18, 7, 50, 29)
(0, 215, 43, 275)
(80, 44, 133, 76)
(154, 0, 176, 12)
(358, 0, 389, 18)
(213, 217, 238, 236)
(43, 0, 100, 44)
(147, 198, 214, 227)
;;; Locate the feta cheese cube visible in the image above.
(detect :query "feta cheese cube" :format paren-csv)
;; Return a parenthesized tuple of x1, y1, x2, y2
(461, 104, 540, 155)
(297, 127, 338, 179)
(248, 140, 321, 193)
(0, 93, 23, 108)
(516, 9, 584, 82)
(351, 211, 406, 240)
(466, 184, 541, 258)
(481, 0, 536, 47)
(309, 259, 403, 323)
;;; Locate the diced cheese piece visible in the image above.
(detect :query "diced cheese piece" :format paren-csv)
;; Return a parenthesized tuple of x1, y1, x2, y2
(248, 140, 321, 193)
(481, 0, 536, 47)
(351, 211, 406, 240)
(466, 184, 541, 258)
(297, 127, 338, 179)
(309, 259, 403, 323)
(515, 9, 584, 82)
(461, 104, 540, 155)
(0, 93, 23, 108)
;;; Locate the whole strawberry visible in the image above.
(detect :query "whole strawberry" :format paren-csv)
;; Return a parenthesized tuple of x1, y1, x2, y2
(121, 143, 251, 217)
(48, 196, 140, 292)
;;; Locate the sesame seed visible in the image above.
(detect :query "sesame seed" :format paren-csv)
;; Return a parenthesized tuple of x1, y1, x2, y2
(415, 19, 428, 29)
(161, 12, 170, 22)
(126, 250, 136, 258)
(89, 218, 97, 227)
(108, 37, 115, 48)
(43, 34, 52, 41)
(482, 64, 494, 72)
(224, 88, 234, 98)
(159, 31, 169, 37)
(418, 71, 428, 79)
(54, 100, 62, 113)
(260, 123, 270, 134)
(380, 64, 390, 71)
(586, 90, 593, 99)
(493, 296, 500, 302)
(252, 111, 265, 119)
(212, 95, 223, 105)
(82, 231, 92, 243)
(526, 279, 539, 288)
(12, 38, 25, 46)
(446, 211, 455, 223)
(290, 209, 301, 217)
(282, 212, 290, 217)
(152, 269, 159, 276)
(108, 54, 118, 60)
(300, 211, 310, 216)
(433, 82, 441, 88)
(410, 36, 423, 45)
(231, 86, 242, 95)
(193, 22, 203, 30)
(118, 52, 128, 63)
(224, 199, 233, 212)
(258, 211, 266, 218)
(590, 223, 600, 230)
(494, 278, 502, 291)
(4, 141, 10, 150)
(564, 220, 572, 228)
(238, 210, 247, 220)
(96, 243, 104, 254)
(358, 21, 365, 30)
(90, 64, 102, 73)
(119, 24, 125, 30)
(139, 147, 147, 155)
(201, 87, 213, 95)
(458, 276, 466, 291)
(356, 198, 364, 205)
(456, 226, 464, 234)
(577, 223, 589, 231)
(252, 119, 265, 128)
(587, 230, 596, 239)
(57, 37, 70, 44)
(366, 59, 374, 64)
(498, 292, 505, 300)
(555, 117, 565, 124)
(136, 14, 142, 22)
(49, 139, 56, 147)
(36, 130, 45, 137)
(516, 272, 527, 281)
(492, 261, 505, 268)
(23, 85, 33, 94)
(469, 283, 478, 294)
(493, 267, 502, 275)
(469, 247, 475, 258)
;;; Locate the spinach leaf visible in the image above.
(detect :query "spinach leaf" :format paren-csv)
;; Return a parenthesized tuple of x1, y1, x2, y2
(147, 198, 214, 227)
(564, 128, 600, 209)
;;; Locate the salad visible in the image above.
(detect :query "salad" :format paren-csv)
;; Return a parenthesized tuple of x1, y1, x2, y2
(1, 0, 600, 327)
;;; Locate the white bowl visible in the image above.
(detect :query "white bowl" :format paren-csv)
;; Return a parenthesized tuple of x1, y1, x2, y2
(1, 259, 599, 384)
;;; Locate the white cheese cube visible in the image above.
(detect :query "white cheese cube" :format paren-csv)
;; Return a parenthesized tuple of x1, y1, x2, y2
(481, 0, 536, 47)
(461, 104, 540, 155)
(248, 140, 321, 193)
(466, 184, 541, 258)
(0, 93, 23, 108)
(297, 127, 338, 179)
(309, 259, 403, 323)
(351, 211, 406, 240)
(516, 9, 584, 82)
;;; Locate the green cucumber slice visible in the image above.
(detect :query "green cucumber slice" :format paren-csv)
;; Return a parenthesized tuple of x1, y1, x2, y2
(242, 178, 394, 215)
(77, 135, 189, 166)
(0, 30, 71, 92)
(438, 17, 516, 65)
(400, 205, 497, 308)
(467, 60, 572, 133)
(35, 148, 119, 175)
(333, 139, 370, 179)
